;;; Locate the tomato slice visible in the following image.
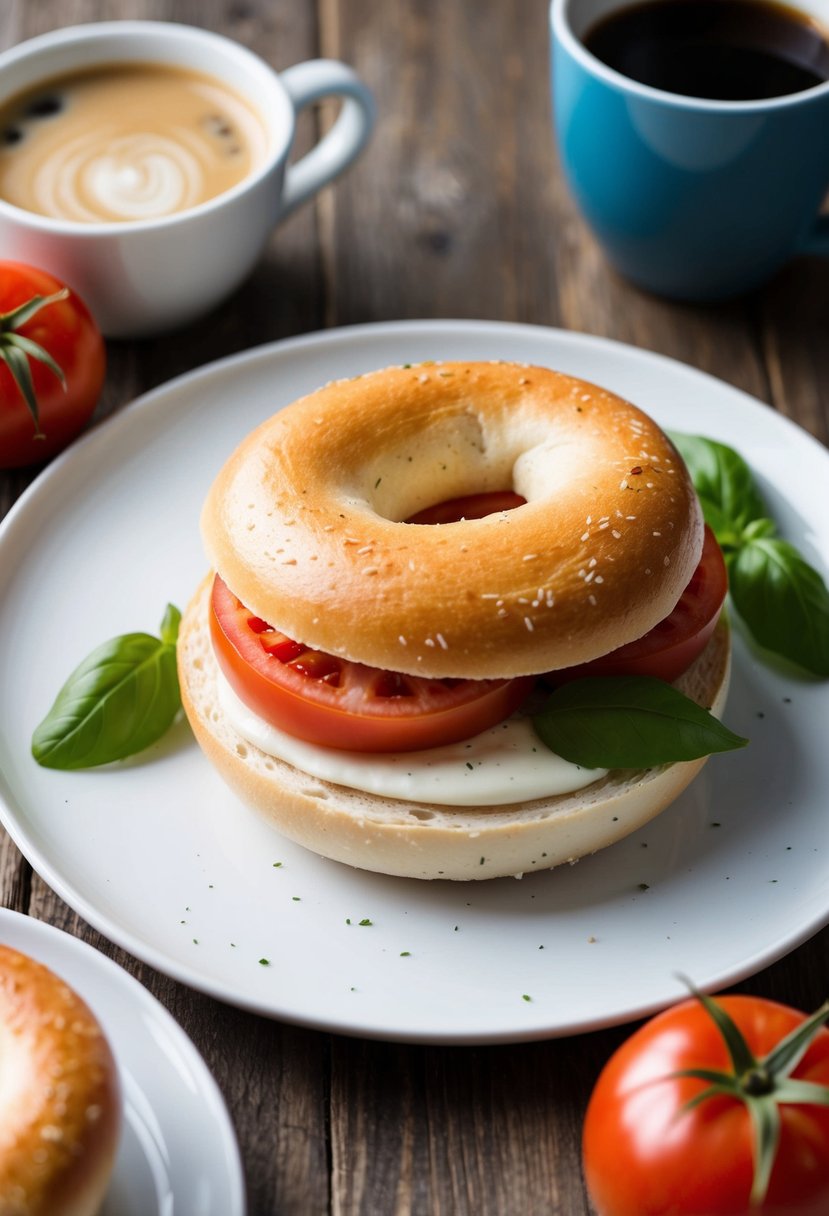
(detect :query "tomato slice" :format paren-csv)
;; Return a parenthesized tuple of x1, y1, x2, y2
(210, 577, 532, 752)
(551, 526, 728, 684)
(407, 491, 526, 525)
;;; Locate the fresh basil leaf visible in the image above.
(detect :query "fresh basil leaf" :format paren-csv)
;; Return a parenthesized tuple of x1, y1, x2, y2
(670, 433, 766, 532)
(160, 603, 181, 647)
(32, 624, 181, 770)
(696, 494, 743, 549)
(669, 431, 829, 679)
(730, 539, 829, 677)
(532, 677, 748, 769)
(741, 518, 777, 542)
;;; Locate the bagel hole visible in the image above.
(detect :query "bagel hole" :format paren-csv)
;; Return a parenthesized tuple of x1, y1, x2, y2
(362, 410, 527, 520)
(405, 490, 526, 525)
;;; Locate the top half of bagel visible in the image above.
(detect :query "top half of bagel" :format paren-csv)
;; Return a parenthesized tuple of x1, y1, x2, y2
(201, 361, 703, 679)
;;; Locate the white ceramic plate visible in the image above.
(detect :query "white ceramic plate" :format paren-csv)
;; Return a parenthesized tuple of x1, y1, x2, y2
(0, 908, 245, 1214)
(1, 320, 827, 1043)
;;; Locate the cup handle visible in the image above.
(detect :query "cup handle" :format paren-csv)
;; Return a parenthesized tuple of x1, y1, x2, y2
(798, 214, 829, 256)
(279, 59, 375, 220)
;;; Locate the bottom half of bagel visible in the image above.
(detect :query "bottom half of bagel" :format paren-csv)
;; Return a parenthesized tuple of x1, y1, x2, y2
(178, 576, 732, 882)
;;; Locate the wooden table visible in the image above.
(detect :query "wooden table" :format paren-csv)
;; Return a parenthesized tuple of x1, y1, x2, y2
(2, 3, 827, 1213)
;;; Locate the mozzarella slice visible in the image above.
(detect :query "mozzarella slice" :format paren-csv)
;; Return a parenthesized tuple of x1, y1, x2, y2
(217, 671, 607, 807)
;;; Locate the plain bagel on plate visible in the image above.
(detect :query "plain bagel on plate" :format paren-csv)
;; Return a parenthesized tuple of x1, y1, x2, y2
(0, 945, 121, 1215)
(179, 360, 731, 880)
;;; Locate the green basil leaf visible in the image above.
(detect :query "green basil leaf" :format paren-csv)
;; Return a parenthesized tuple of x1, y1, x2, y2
(730, 539, 829, 677)
(160, 603, 181, 647)
(32, 627, 181, 770)
(532, 677, 748, 769)
(696, 494, 743, 549)
(670, 433, 767, 532)
(742, 518, 777, 542)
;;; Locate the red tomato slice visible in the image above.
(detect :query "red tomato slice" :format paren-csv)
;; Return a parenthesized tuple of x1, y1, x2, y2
(210, 576, 532, 752)
(551, 526, 727, 684)
(407, 491, 526, 525)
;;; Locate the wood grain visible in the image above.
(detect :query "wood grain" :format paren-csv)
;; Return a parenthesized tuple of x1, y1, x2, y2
(1, 1, 827, 1214)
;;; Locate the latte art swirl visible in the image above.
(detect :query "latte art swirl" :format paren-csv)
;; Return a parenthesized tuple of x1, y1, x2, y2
(36, 131, 208, 221)
(0, 64, 269, 224)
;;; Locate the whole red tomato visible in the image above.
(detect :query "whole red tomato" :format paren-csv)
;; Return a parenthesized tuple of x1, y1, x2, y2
(583, 991, 829, 1216)
(1, 262, 105, 468)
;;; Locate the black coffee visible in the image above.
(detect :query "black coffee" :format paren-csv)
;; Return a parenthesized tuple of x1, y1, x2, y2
(584, 0, 829, 101)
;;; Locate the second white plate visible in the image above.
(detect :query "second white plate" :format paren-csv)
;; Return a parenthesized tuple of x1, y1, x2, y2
(0, 909, 245, 1214)
(1, 320, 827, 1042)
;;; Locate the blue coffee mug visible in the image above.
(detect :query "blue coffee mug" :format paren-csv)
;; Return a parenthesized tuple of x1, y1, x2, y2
(550, 0, 829, 300)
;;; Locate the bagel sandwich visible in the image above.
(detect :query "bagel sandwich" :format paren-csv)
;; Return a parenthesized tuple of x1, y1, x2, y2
(178, 361, 733, 880)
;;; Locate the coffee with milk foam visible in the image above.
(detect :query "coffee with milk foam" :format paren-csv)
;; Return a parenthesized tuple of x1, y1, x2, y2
(0, 62, 270, 223)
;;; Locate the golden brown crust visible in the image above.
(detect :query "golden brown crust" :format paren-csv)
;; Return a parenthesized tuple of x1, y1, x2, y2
(0, 946, 121, 1216)
(178, 576, 731, 881)
(201, 362, 703, 678)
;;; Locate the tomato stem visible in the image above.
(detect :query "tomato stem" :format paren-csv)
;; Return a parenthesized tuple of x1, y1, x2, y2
(0, 288, 70, 434)
(672, 979, 829, 1209)
(741, 1067, 774, 1097)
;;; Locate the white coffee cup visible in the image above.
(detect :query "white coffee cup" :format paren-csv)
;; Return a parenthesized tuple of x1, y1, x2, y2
(0, 22, 375, 336)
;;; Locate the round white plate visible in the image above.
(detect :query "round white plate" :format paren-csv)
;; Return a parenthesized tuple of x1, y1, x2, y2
(0, 908, 245, 1214)
(1, 320, 827, 1043)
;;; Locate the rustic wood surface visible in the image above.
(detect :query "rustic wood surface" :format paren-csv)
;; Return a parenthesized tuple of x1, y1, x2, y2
(1, 2, 828, 1214)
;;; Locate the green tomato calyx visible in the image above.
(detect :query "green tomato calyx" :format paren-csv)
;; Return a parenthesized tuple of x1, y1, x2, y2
(1, 288, 69, 437)
(671, 977, 829, 1209)
(741, 1066, 773, 1097)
